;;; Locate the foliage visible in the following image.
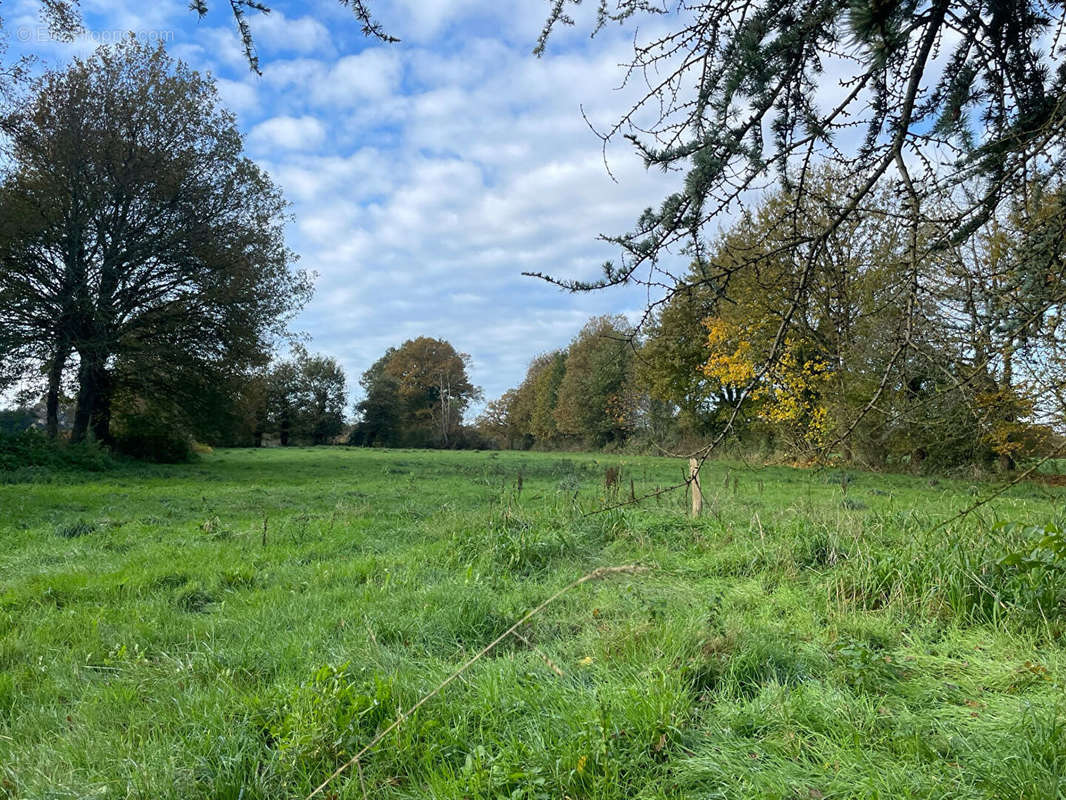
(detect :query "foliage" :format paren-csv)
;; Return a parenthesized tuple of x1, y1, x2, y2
(553, 316, 637, 447)
(475, 390, 521, 450)
(299, 352, 348, 445)
(268, 663, 399, 782)
(0, 429, 114, 473)
(573, 174, 1060, 470)
(0, 38, 310, 444)
(829, 636, 904, 693)
(0, 408, 37, 435)
(110, 412, 196, 464)
(638, 285, 729, 439)
(352, 337, 478, 448)
(262, 348, 348, 446)
(349, 349, 401, 447)
(490, 351, 570, 450)
(703, 321, 835, 454)
(994, 522, 1066, 620)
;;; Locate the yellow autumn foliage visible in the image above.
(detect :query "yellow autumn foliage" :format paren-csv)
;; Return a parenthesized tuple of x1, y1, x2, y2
(702, 317, 757, 386)
(702, 316, 834, 450)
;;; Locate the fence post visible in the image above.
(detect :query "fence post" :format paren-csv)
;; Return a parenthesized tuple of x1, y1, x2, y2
(689, 458, 703, 517)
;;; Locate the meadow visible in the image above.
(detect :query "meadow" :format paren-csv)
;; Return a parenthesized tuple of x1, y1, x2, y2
(1, 447, 1064, 799)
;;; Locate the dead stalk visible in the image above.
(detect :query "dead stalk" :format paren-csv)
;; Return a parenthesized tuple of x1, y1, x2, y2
(510, 629, 565, 677)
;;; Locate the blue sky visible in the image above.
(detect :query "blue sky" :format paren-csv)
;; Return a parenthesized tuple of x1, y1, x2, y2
(6, 0, 687, 410)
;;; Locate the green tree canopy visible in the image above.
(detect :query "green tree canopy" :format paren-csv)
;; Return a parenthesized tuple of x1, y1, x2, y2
(554, 315, 636, 446)
(0, 38, 310, 444)
(263, 348, 348, 446)
(352, 337, 479, 448)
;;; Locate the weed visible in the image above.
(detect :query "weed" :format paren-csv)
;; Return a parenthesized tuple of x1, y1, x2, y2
(176, 583, 215, 613)
(830, 635, 903, 692)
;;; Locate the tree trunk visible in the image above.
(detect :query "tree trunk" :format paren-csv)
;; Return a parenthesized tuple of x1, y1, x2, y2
(71, 358, 95, 444)
(91, 369, 112, 443)
(71, 351, 111, 444)
(998, 342, 1016, 472)
(45, 340, 70, 439)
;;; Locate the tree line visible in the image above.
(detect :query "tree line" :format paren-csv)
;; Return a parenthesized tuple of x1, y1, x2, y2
(3, 4, 1064, 471)
(476, 173, 1066, 472)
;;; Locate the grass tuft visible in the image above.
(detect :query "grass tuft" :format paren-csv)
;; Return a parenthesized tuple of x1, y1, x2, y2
(54, 519, 96, 538)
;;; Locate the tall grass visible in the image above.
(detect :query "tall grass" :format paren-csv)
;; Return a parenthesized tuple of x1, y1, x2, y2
(1, 448, 1063, 798)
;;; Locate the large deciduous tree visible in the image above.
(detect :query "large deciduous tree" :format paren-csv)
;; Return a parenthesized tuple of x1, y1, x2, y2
(352, 338, 479, 448)
(299, 351, 349, 445)
(383, 337, 479, 447)
(351, 349, 401, 447)
(0, 38, 310, 443)
(262, 348, 348, 446)
(636, 283, 726, 440)
(554, 315, 636, 446)
(504, 350, 568, 449)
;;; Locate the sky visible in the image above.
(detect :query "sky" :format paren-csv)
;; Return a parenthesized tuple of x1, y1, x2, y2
(5, 0, 688, 411)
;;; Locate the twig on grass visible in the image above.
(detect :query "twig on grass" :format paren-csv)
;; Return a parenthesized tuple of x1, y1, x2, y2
(356, 759, 368, 800)
(305, 564, 649, 799)
(510, 629, 565, 677)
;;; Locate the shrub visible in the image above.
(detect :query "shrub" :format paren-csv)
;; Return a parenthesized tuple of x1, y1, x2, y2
(0, 409, 38, 435)
(0, 430, 115, 473)
(111, 413, 195, 463)
(112, 431, 194, 463)
(992, 522, 1066, 621)
(267, 663, 400, 780)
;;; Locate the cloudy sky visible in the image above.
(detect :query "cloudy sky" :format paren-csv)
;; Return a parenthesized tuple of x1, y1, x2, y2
(7, 0, 688, 409)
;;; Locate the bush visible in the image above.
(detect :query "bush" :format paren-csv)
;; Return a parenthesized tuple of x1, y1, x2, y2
(0, 430, 115, 472)
(0, 409, 39, 435)
(110, 412, 195, 463)
(112, 430, 194, 463)
(991, 522, 1066, 621)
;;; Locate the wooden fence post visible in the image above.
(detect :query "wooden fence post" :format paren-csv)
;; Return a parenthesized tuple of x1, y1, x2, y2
(689, 458, 703, 517)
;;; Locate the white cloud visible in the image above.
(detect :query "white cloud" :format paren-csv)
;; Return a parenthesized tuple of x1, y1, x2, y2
(374, 0, 484, 43)
(262, 49, 404, 108)
(215, 77, 260, 115)
(248, 115, 328, 151)
(10, 0, 689, 406)
(252, 11, 333, 55)
(242, 27, 691, 403)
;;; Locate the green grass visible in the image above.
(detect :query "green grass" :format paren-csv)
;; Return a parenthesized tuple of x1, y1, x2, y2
(1, 448, 1064, 799)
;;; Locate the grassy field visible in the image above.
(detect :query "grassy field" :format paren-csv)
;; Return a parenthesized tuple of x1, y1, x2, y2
(1, 447, 1064, 799)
